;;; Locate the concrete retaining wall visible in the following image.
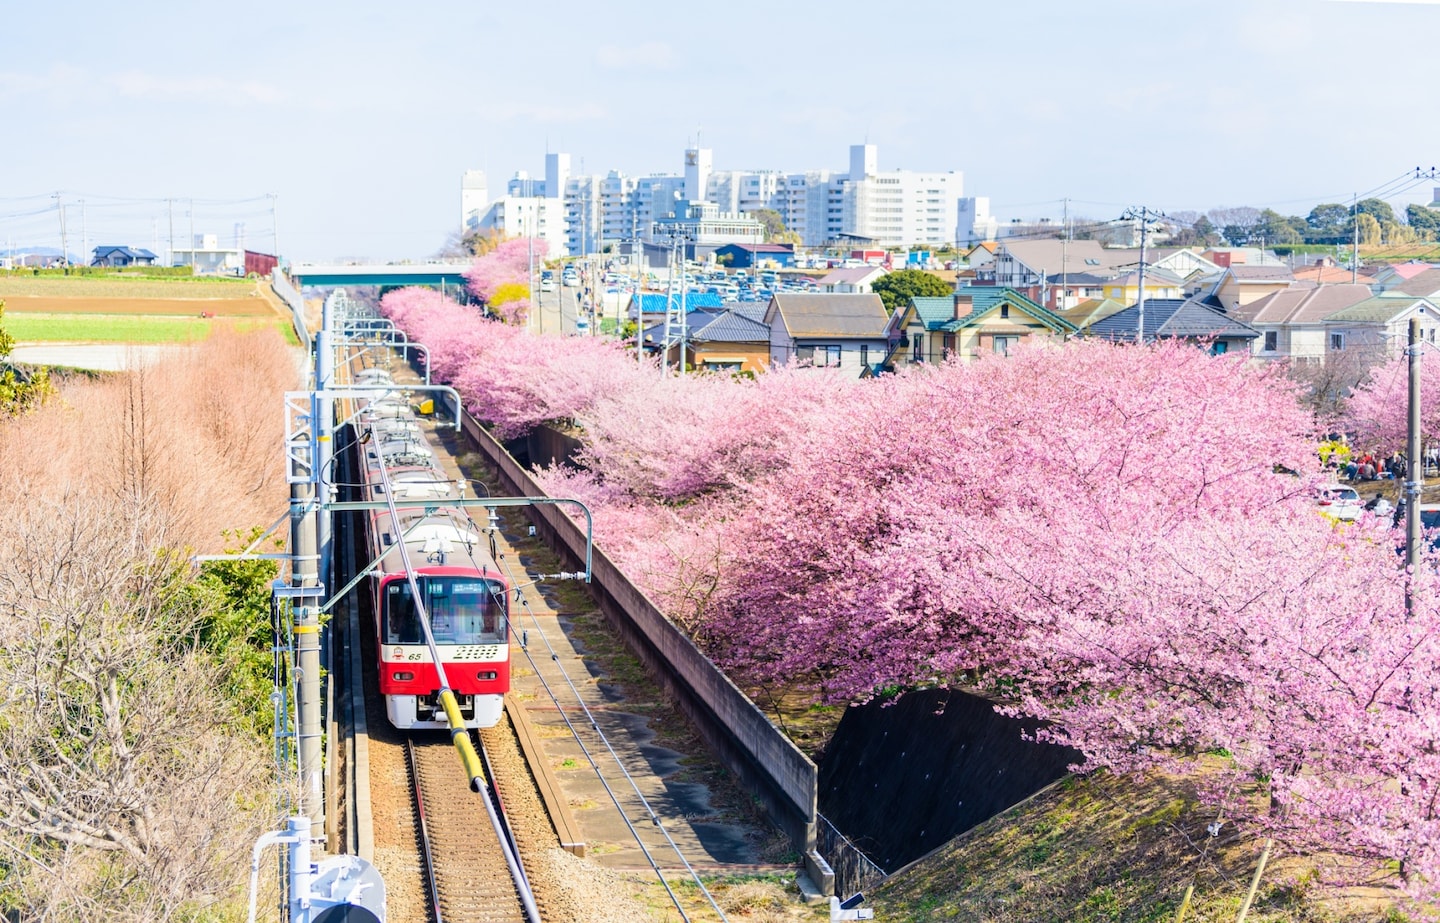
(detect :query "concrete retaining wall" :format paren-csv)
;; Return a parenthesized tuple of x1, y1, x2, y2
(460, 413, 820, 857)
(272, 272, 311, 349)
(817, 688, 1079, 874)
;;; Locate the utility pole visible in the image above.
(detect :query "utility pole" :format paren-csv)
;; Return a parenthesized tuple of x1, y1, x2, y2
(268, 192, 280, 260)
(167, 198, 175, 268)
(1406, 313, 1423, 580)
(1351, 192, 1359, 285)
(80, 198, 87, 266)
(54, 192, 68, 266)
(1060, 197, 1069, 311)
(1123, 206, 1162, 344)
(188, 198, 195, 273)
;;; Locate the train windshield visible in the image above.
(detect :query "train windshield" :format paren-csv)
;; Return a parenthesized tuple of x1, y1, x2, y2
(383, 577, 507, 645)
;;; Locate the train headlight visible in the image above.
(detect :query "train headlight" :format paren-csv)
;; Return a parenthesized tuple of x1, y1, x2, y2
(392, 671, 415, 681)
(477, 670, 497, 681)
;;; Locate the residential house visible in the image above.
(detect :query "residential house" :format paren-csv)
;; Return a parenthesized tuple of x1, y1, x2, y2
(626, 290, 724, 326)
(977, 239, 1136, 309)
(643, 307, 772, 373)
(1087, 297, 1260, 354)
(1384, 267, 1440, 299)
(685, 308, 772, 373)
(1368, 261, 1436, 290)
(1057, 298, 1129, 334)
(1292, 262, 1372, 285)
(91, 245, 158, 267)
(1212, 265, 1296, 311)
(1102, 266, 1187, 306)
(818, 266, 888, 294)
(765, 293, 891, 374)
(885, 287, 1076, 367)
(1044, 271, 1111, 310)
(1323, 296, 1440, 360)
(1149, 247, 1224, 281)
(964, 241, 999, 272)
(1201, 247, 1282, 268)
(1227, 283, 1373, 361)
(714, 243, 796, 269)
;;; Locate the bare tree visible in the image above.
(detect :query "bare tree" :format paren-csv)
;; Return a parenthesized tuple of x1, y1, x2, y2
(0, 495, 272, 919)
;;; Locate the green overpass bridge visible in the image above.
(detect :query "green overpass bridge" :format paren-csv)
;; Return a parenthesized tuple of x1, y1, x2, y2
(288, 261, 470, 289)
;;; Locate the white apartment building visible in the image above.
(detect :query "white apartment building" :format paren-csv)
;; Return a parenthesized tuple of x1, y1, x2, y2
(466, 143, 970, 256)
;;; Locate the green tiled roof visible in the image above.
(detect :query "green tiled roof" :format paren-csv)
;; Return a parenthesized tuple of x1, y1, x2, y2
(944, 288, 1077, 334)
(1324, 296, 1427, 323)
(910, 297, 956, 329)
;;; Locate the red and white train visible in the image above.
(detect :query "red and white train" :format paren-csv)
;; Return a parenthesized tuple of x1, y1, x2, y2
(354, 367, 510, 729)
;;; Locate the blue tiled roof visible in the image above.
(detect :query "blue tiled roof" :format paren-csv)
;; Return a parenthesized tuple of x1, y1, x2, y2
(631, 291, 724, 317)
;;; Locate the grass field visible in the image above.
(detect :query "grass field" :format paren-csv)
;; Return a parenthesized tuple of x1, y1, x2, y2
(6, 313, 300, 346)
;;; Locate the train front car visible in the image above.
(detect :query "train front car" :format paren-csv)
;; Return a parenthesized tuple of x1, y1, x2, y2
(356, 377, 511, 730)
(372, 508, 510, 729)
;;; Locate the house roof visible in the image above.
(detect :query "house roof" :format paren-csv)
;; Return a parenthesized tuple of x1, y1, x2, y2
(717, 243, 794, 254)
(766, 293, 890, 339)
(1088, 297, 1259, 341)
(819, 266, 888, 286)
(909, 296, 957, 329)
(643, 308, 770, 345)
(1223, 265, 1296, 283)
(1044, 271, 1113, 286)
(1229, 283, 1374, 325)
(1109, 266, 1187, 287)
(1292, 264, 1370, 284)
(968, 241, 999, 255)
(92, 245, 157, 260)
(1058, 298, 1129, 331)
(690, 309, 770, 343)
(629, 291, 724, 316)
(1393, 268, 1440, 297)
(1377, 261, 1436, 281)
(999, 239, 1137, 276)
(946, 288, 1076, 333)
(1325, 296, 1435, 324)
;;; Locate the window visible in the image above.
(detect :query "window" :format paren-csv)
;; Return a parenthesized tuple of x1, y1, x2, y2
(993, 335, 1019, 356)
(1000, 304, 1010, 319)
(1211, 341, 1229, 356)
(797, 344, 841, 367)
(1330, 332, 1345, 351)
(1264, 331, 1278, 352)
(384, 577, 506, 645)
(913, 335, 924, 362)
(860, 344, 869, 368)
(942, 333, 956, 356)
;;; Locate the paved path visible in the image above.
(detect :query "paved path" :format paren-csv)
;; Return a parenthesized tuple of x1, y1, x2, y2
(11, 344, 181, 371)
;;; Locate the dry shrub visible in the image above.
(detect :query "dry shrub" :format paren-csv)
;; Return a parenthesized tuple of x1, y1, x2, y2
(0, 327, 301, 917)
(0, 323, 300, 552)
(717, 879, 793, 917)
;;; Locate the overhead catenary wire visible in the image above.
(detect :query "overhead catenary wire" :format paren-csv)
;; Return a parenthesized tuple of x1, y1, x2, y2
(488, 535, 730, 923)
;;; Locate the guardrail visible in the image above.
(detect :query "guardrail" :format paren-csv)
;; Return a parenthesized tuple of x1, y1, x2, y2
(458, 412, 827, 886)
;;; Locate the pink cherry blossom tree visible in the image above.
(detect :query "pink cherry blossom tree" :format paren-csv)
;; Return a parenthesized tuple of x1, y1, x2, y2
(379, 288, 1440, 897)
(1344, 350, 1440, 454)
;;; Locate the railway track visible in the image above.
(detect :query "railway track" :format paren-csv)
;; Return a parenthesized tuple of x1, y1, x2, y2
(406, 734, 532, 923)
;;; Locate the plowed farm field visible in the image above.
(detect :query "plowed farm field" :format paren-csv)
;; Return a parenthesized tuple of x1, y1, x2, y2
(0, 275, 296, 345)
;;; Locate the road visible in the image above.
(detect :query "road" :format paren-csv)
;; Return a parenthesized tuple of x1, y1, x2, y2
(529, 282, 587, 336)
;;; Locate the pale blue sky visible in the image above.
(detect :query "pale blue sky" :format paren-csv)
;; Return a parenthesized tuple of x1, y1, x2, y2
(5, 0, 1440, 261)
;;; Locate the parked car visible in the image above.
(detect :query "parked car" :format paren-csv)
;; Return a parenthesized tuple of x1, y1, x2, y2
(1315, 485, 1362, 521)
